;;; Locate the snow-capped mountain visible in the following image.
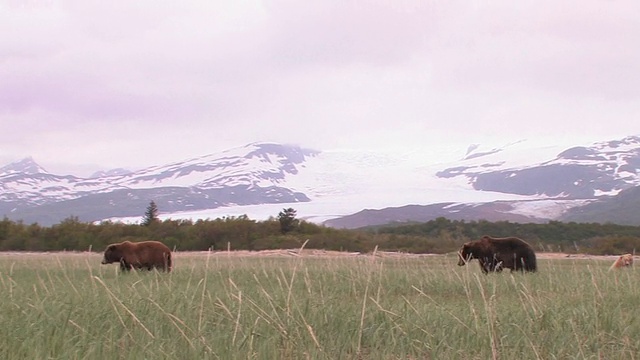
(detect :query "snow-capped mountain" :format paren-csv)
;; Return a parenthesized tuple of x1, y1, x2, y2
(1, 137, 640, 227)
(0, 156, 48, 175)
(437, 136, 640, 198)
(0, 143, 323, 225)
(326, 136, 640, 228)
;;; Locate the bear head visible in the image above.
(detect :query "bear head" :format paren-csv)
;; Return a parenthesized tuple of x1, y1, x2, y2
(101, 244, 124, 265)
(457, 243, 474, 266)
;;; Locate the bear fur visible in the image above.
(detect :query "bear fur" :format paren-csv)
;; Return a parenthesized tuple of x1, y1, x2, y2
(101, 240, 172, 272)
(458, 235, 537, 273)
(609, 253, 633, 271)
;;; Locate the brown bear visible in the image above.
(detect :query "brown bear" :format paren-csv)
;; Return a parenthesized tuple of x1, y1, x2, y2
(609, 253, 633, 271)
(101, 240, 172, 272)
(457, 235, 537, 273)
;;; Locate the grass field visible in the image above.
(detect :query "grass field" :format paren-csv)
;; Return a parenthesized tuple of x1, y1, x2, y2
(0, 250, 638, 359)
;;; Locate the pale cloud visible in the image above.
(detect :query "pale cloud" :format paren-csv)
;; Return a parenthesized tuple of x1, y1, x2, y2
(1, 0, 639, 176)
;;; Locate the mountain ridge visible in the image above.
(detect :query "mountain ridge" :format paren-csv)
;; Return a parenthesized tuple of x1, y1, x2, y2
(1, 136, 640, 227)
(0, 143, 318, 225)
(0, 156, 49, 175)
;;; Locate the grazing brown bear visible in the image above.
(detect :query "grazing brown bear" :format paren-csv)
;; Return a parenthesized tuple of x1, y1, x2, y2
(101, 240, 172, 272)
(458, 235, 537, 273)
(609, 253, 633, 271)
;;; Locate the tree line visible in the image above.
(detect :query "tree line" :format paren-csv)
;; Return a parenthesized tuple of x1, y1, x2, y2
(1, 207, 639, 255)
(369, 218, 640, 255)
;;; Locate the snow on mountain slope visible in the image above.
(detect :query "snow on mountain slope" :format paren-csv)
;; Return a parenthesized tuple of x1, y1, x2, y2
(0, 171, 123, 205)
(553, 136, 640, 192)
(507, 199, 594, 219)
(458, 136, 640, 179)
(104, 142, 318, 189)
(0, 157, 49, 175)
(0, 143, 316, 206)
(106, 146, 544, 225)
(445, 139, 570, 174)
(3, 136, 640, 226)
(283, 148, 535, 204)
(438, 136, 640, 199)
(147, 137, 640, 225)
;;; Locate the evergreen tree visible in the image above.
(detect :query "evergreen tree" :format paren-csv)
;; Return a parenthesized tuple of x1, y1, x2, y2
(142, 200, 160, 226)
(277, 207, 299, 234)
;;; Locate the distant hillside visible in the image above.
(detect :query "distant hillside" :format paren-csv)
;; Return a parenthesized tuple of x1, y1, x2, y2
(324, 202, 550, 229)
(560, 186, 640, 225)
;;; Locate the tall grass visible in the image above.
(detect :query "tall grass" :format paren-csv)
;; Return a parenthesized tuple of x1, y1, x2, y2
(0, 251, 638, 359)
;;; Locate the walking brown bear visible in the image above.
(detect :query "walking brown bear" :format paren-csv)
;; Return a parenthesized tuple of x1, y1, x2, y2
(101, 240, 172, 272)
(457, 235, 537, 273)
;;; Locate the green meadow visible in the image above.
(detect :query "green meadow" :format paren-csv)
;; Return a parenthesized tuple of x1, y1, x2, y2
(0, 251, 638, 359)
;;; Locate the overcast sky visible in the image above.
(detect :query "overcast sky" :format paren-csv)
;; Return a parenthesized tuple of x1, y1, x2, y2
(2, 1, 639, 176)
